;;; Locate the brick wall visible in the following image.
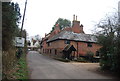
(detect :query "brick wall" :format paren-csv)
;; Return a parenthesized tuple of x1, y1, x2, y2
(77, 42, 101, 56)
(41, 39, 101, 58)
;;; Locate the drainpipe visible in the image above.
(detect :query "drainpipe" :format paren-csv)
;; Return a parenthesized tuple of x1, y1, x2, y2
(77, 42, 78, 58)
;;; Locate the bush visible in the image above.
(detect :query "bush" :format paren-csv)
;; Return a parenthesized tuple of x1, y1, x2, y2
(86, 51, 94, 62)
(2, 48, 17, 79)
(94, 12, 120, 74)
(100, 50, 120, 72)
(12, 54, 28, 79)
(74, 57, 87, 62)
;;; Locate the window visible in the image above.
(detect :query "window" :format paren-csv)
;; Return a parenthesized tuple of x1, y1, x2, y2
(65, 40, 70, 44)
(47, 43, 50, 46)
(87, 43, 92, 47)
(50, 49, 51, 54)
(47, 43, 51, 46)
(55, 49, 57, 55)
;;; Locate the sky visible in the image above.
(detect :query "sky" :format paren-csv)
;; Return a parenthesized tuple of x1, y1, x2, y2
(12, 0, 119, 37)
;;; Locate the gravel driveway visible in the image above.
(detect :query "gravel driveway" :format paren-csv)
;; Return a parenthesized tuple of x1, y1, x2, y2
(27, 51, 116, 79)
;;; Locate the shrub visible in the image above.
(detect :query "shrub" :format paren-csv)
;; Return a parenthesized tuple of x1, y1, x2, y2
(75, 57, 87, 62)
(86, 51, 94, 62)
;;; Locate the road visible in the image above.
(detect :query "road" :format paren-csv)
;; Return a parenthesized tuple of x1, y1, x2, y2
(27, 51, 115, 79)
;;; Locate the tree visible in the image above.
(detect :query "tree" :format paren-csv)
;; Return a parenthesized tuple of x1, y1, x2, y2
(2, 2, 21, 51)
(94, 12, 120, 73)
(2, 2, 21, 79)
(27, 40, 31, 46)
(51, 18, 71, 32)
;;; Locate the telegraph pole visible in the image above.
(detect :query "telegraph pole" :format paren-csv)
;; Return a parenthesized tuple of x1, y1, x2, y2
(118, 1, 120, 37)
(19, 0, 28, 54)
(20, 0, 27, 37)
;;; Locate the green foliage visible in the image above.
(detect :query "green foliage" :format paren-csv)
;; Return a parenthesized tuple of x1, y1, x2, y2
(12, 54, 28, 80)
(74, 57, 87, 62)
(95, 13, 120, 73)
(86, 51, 94, 61)
(2, 2, 22, 79)
(86, 51, 94, 57)
(98, 31, 119, 71)
(2, 2, 21, 51)
(51, 18, 71, 32)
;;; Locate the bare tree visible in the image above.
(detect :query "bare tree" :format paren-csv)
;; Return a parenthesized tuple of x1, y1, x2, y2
(94, 12, 118, 36)
(94, 12, 120, 73)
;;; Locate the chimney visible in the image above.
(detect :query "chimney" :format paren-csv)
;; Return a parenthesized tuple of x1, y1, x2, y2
(76, 15, 77, 21)
(45, 33, 47, 37)
(72, 15, 84, 33)
(56, 23, 59, 27)
(73, 14, 75, 21)
(54, 23, 60, 34)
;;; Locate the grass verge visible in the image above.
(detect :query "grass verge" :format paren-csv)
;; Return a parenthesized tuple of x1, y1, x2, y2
(12, 54, 29, 80)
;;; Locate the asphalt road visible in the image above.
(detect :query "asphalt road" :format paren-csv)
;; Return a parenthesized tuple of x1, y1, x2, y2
(27, 51, 115, 79)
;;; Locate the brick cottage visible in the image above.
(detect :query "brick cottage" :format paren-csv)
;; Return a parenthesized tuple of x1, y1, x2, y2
(40, 15, 101, 59)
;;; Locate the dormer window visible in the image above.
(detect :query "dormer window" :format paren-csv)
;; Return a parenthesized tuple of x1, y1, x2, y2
(65, 40, 70, 44)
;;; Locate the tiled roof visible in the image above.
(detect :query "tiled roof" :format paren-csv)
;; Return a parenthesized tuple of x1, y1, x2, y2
(47, 31, 97, 43)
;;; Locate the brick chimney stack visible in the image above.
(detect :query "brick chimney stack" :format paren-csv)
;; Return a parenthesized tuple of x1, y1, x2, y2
(73, 14, 77, 21)
(72, 15, 84, 33)
(53, 23, 60, 35)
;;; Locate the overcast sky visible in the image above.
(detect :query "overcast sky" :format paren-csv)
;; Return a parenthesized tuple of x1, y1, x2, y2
(12, 0, 119, 37)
